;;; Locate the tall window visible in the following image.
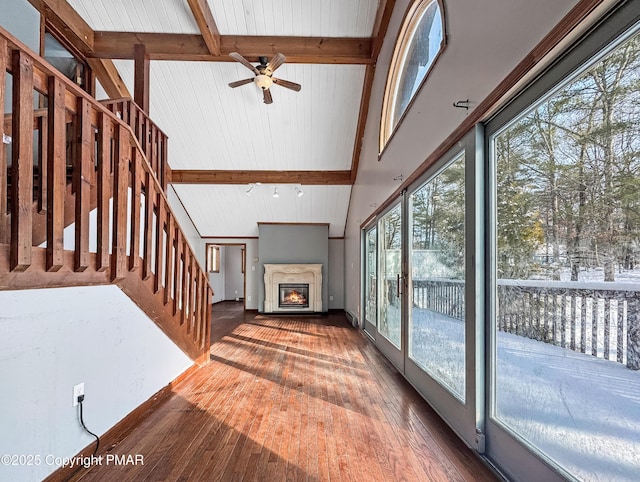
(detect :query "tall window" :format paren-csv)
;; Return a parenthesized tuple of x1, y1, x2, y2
(380, 0, 445, 152)
(491, 25, 640, 481)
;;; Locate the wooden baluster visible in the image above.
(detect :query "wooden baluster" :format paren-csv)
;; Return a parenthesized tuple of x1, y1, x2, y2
(204, 285, 212, 348)
(96, 113, 111, 272)
(129, 147, 142, 271)
(164, 212, 174, 305)
(142, 170, 154, 280)
(154, 193, 164, 293)
(37, 115, 46, 213)
(200, 273, 209, 348)
(194, 271, 201, 345)
(74, 98, 91, 272)
(149, 124, 157, 177)
(180, 240, 188, 325)
(0, 38, 7, 243)
(111, 124, 129, 281)
(161, 133, 169, 191)
(183, 250, 191, 329)
(123, 100, 130, 125)
(10, 50, 34, 272)
(188, 253, 195, 333)
(173, 229, 182, 316)
(46, 77, 66, 272)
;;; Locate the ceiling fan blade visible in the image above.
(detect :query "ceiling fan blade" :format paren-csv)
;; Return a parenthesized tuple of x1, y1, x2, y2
(229, 52, 259, 75)
(263, 88, 273, 105)
(228, 78, 255, 88)
(267, 52, 286, 73)
(272, 77, 302, 92)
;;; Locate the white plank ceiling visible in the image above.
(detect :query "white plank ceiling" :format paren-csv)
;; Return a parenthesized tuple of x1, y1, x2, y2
(67, 0, 377, 237)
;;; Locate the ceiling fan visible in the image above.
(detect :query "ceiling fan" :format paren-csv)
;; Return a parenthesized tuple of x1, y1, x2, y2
(228, 52, 302, 105)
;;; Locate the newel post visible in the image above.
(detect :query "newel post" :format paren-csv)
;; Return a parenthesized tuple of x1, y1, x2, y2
(10, 50, 34, 272)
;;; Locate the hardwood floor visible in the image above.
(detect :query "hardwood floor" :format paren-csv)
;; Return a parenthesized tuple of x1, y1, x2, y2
(71, 310, 497, 481)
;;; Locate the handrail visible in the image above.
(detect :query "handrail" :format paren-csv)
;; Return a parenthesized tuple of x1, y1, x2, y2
(101, 98, 169, 190)
(0, 26, 211, 363)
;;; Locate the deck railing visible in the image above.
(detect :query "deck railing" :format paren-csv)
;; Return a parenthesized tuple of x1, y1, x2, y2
(0, 27, 211, 362)
(412, 278, 640, 369)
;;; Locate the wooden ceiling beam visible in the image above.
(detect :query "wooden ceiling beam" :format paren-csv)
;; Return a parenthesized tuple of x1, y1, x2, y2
(186, 0, 221, 55)
(86, 58, 131, 98)
(170, 170, 353, 185)
(91, 32, 373, 64)
(27, 0, 94, 52)
(27, 0, 130, 100)
(350, 64, 376, 183)
(371, 0, 397, 59)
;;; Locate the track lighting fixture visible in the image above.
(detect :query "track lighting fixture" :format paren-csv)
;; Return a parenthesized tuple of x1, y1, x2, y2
(245, 185, 254, 196)
(295, 186, 304, 197)
(273, 187, 280, 198)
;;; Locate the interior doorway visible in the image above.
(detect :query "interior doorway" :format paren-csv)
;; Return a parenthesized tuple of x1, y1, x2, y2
(205, 243, 247, 310)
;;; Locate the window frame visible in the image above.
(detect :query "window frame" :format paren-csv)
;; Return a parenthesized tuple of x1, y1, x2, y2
(379, 0, 447, 155)
(205, 244, 221, 273)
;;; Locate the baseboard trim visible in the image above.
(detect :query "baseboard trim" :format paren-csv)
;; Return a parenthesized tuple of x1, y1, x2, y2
(43, 362, 201, 482)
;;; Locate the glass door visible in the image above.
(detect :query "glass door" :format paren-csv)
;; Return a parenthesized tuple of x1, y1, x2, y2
(402, 130, 482, 449)
(363, 226, 377, 337)
(377, 202, 404, 369)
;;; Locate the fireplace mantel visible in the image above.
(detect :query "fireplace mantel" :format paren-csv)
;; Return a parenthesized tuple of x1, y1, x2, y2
(264, 264, 323, 313)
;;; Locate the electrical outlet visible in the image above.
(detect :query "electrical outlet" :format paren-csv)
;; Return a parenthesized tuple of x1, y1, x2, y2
(73, 382, 85, 407)
(247, 296, 252, 301)
(329, 295, 334, 301)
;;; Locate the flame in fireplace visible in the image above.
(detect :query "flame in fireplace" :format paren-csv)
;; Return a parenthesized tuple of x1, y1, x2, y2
(283, 290, 307, 304)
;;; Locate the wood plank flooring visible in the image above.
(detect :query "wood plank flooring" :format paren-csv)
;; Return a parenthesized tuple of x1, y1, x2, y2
(72, 306, 497, 481)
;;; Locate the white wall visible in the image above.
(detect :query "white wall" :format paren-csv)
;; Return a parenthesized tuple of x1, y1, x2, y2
(224, 246, 244, 299)
(343, 0, 581, 319)
(167, 186, 203, 267)
(0, 285, 192, 481)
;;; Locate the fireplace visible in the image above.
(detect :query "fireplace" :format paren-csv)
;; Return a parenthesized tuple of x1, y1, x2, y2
(264, 264, 323, 313)
(279, 283, 309, 308)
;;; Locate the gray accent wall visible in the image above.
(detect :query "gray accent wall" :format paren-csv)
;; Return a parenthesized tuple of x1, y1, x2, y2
(258, 224, 329, 312)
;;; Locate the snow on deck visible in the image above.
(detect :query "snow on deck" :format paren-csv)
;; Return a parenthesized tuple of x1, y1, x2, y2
(411, 309, 640, 482)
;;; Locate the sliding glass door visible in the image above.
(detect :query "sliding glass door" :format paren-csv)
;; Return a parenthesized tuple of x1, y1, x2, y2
(363, 226, 378, 336)
(376, 203, 404, 368)
(408, 153, 466, 401)
(485, 6, 640, 481)
(361, 132, 480, 448)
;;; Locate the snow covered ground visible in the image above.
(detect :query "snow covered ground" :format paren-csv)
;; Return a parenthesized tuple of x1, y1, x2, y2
(411, 309, 640, 482)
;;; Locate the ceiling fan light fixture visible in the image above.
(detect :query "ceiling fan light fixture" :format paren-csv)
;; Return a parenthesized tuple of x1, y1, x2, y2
(295, 187, 304, 197)
(254, 74, 273, 90)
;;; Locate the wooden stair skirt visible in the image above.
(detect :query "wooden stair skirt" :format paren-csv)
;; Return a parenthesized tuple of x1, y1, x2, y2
(0, 27, 211, 363)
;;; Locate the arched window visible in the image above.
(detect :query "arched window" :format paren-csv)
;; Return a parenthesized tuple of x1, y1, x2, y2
(380, 0, 445, 153)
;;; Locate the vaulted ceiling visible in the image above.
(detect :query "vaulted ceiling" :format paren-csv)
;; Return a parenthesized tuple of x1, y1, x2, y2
(31, 0, 395, 237)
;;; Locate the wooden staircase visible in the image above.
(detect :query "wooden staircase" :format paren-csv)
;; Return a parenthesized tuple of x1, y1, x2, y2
(0, 27, 211, 363)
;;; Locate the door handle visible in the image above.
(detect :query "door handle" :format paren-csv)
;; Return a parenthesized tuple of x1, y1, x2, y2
(397, 273, 401, 297)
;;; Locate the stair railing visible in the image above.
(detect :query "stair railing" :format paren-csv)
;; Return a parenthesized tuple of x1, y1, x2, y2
(0, 27, 211, 363)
